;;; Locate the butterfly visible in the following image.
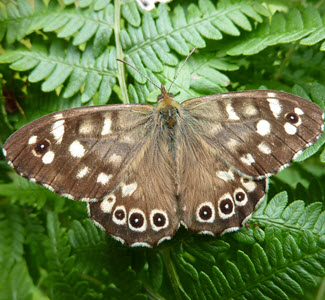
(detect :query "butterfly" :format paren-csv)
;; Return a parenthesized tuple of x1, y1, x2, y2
(2, 84, 324, 247)
(136, 0, 171, 11)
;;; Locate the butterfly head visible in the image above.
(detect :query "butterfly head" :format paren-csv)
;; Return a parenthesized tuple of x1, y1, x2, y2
(157, 85, 180, 129)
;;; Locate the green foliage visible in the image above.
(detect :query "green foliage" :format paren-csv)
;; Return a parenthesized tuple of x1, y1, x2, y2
(0, 0, 325, 299)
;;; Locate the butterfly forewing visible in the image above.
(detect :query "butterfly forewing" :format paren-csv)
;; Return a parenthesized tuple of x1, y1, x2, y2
(3, 105, 154, 201)
(182, 90, 324, 178)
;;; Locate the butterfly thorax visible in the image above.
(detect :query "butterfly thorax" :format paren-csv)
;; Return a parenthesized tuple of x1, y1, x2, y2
(156, 85, 181, 129)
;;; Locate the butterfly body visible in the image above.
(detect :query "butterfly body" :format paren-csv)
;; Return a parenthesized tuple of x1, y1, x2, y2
(2, 89, 324, 247)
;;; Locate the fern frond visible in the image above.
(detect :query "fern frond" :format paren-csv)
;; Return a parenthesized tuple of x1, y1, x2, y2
(225, 7, 322, 56)
(0, 0, 114, 57)
(121, 0, 270, 82)
(0, 40, 117, 104)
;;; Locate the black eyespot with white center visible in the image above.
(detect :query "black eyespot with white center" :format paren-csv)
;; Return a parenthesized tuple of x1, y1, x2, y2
(234, 188, 248, 206)
(218, 194, 235, 219)
(150, 209, 169, 231)
(285, 112, 299, 124)
(112, 205, 127, 225)
(129, 209, 147, 232)
(34, 139, 51, 155)
(196, 202, 215, 223)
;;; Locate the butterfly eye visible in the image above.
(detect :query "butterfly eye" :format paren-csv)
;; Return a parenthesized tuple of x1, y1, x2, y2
(218, 194, 235, 219)
(129, 209, 147, 232)
(112, 206, 127, 225)
(196, 202, 215, 223)
(114, 209, 125, 220)
(150, 210, 169, 231)
(34, 139, 50, 154)
(234, 188, 248, 206)
(285, 112, 299, 124)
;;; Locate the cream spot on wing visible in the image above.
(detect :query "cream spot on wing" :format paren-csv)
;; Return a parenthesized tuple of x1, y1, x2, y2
(226, 103, 240, 120)
(240, 178, 257, 192)
(101, 116, 112, 135)
(51, 120, 65, 144)
(233, 188, 248, 206)
(295, 107, 304, 115)
(43, 183, 54, 192)
(258, 142, 271, 154)
(91, 219, 105, 231)
(226, 138, 239, 150)
(157, 236, 171, 245)
(62, 193, 74, 200)
(267, 98, 282, 118)
(267, 92, 276, 98)
(284, 122, 297, 135)
(97, 172, 112, 185)
(217, 170, 235, 181)
(2, 148, 6, 157)
(244, 104, 258, 116)
(131, 242, 151, 248)
(28, 136, 37, 145)
(77, 166, 89, 179)
(256, 120, 271, 136)
(109, 153, 122, 166)
(53, 113, 63, 120)
(122, 182, 137, 197)
(293, 149, 303, 160)
(69, 140, 85, 158)
(42, 151, 55, 164)
(240, 154, 255, 165)
(79, 120, 93, 134)
(100, 194, 116, 213)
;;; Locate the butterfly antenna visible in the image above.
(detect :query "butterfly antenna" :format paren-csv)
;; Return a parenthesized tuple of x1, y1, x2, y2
(116, 59, 160, 90)
(168, 47, 198, 93)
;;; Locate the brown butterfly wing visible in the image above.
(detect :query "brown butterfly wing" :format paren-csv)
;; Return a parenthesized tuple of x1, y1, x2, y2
(182, 90, 324, 178)
(88, 114, 179, 247)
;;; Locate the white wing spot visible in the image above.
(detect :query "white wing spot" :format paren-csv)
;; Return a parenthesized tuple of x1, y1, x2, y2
(42, 151, 55, 164)
(295, 107, 304, 115)
(267, 98, 282, 118)
(77, 166, 89, 179)
(79, 120, 93, 134)
(217, 170, 235, 181)
(28, 136, 37, 145)
(258, 142, 272, 154)
(226, 103, 240, 120)
(43, 184, 54, 192)
(240, 178, 257, 193)
(284, 122, 297, 135)
(109, 153, 122, 166)
(256, 120, 271, 136)
(128, 208, 147, 232)
(2, 148, 6, 157)
(97, 172, 113, 185)
(100, 194, 116, 213)
(240, 154, 255, 165)
(267, 92, 276, 98)
(51, 120, 65, 144)
(53, 113, 63, 120)
(122, 182, 137, 197)
(69, 140, 85, 158)
(62, 193, 74, 200)
(244, 104, 258, 116)
(101, 116, 112, 135)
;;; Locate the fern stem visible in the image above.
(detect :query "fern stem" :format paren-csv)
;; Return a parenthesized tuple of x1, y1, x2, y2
(316, 277, 325, 300)
(273, 41, 299, 81)
(114, 0, 129, 104)
(160, 249, 183, 300)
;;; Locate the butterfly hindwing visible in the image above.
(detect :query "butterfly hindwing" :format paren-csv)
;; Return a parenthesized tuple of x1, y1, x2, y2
(88, 124, 180, 246)
(175, 119, 267, 234)
(182, 90, 324, 178)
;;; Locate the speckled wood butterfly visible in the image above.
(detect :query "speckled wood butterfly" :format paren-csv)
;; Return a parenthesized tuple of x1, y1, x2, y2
(2, 80, 324, 247)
